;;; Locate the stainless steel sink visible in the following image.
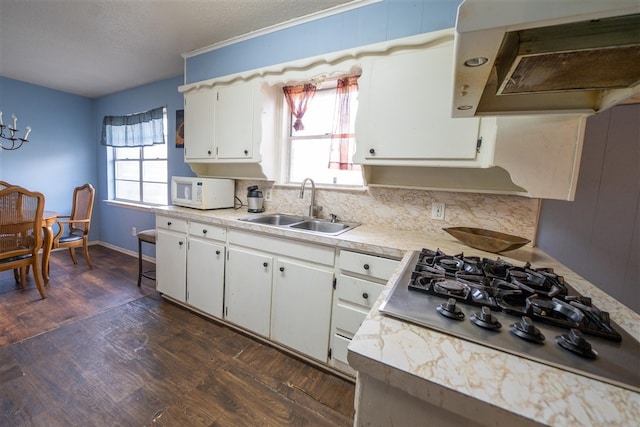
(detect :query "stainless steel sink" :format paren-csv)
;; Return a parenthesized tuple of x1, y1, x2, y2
(239, 213, 359, 235)
(289, 219, 352, 234)
(240, 213, 306, 226)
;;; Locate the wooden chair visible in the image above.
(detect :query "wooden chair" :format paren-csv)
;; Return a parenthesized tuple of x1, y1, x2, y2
(0, 186, 47, 298)
(52, 183, 95, 269)
(0, 181, 22, 282)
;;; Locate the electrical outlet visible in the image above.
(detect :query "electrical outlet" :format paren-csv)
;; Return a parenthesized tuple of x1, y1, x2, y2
(264, 188, 273, 202)
(431, 202, 445, 220)
(131, 226, 137, 236)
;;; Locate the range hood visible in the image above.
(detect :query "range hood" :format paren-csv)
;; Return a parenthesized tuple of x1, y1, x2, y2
(452, 0, 640, 117)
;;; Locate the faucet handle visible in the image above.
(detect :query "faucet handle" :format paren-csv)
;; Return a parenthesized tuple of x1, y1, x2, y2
(330, 214, 338, 223)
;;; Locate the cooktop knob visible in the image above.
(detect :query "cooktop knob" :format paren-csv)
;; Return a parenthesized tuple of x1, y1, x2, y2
(437, 298, 465, 321)
(556, 328, 598, 359)
(470, 306, 502, 330)
(509, 316, 545, 344)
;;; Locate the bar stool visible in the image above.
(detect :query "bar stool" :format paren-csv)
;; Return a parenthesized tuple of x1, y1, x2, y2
(137, 229, 156, 286)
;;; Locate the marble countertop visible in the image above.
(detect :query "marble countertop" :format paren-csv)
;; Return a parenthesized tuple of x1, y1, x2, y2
(154, 206, 639, 426)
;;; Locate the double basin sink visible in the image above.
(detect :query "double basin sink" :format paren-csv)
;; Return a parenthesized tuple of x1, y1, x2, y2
(239, 213, 359, 236)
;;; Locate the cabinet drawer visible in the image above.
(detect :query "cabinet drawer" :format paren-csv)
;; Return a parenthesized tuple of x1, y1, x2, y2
(333, 305, 367, 337)
(331, 334, 351, 365)
(334, 275, 384, 336)
(228, 229, 334, 266)
(338, 251, 399, 282)
(188, 221, 226, 241)
(156, 215, 187, 233)
(336, 274, 383, 308)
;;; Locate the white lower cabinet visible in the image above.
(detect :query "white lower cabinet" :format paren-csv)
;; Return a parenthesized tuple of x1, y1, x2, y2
(156, 215, 226, 318)
(156, 216, 188, 302)
(224, 247, 273, 337)
(187, 222, 226, 318)
(271, 259, 334, 362)
(330, 250, 399, 375)
(225, 229, 335, 362)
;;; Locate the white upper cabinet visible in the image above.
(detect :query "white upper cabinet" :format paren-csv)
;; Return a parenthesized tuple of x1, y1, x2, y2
(183, 87, 215, 160)
(180, 79, 279, 180)
(215, 82, 256, 160)
(183, 81, 258, 162)
(355, 41, 481, 164)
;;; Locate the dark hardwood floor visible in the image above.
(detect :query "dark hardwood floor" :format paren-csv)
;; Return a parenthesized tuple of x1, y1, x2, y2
(0, 245, 356, 426)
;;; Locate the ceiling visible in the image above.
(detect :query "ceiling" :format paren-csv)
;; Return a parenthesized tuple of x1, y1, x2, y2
(0, 0, 358, 98)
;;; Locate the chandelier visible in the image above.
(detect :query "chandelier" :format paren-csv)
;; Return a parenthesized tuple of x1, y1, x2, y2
(0, 111, 31, 150)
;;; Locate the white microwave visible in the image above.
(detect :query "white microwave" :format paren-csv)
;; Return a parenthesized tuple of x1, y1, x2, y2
(171, 176, 235, 210)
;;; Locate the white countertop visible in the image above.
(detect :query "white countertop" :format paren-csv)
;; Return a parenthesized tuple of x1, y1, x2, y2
(154, 206, 640, 426)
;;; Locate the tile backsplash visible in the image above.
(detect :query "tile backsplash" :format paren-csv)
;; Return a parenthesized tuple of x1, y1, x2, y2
(235, 180, 539, 244)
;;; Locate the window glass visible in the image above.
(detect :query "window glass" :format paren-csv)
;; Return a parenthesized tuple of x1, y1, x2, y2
(142, 182, 168, 204)
(142, 159, 167, 182)
(115, 146, 140, 160)
(291, 90, 335, 137)
(115, 180, 140, 201)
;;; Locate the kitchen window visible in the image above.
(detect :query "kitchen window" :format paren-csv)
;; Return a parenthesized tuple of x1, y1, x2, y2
(285, 78, 363, 186)
(113, 143, 168, 204)
(108, 108, 168, 205)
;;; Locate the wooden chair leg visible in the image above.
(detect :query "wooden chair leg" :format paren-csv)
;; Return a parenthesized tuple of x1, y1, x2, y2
(68, 247, 78, 265)
(20, 267, 27, 288)
(32, 256, 46, 299)
(82, 240, 92, 269)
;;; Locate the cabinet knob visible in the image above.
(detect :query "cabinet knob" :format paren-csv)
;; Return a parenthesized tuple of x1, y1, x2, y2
(279, 266, 285, 272)
(207, 150, 212, 155)
(369, 148, 375, 155)
(167, 221, 172, 226)
(244, 149, 249, 155)
(362, 292, 369, 299)
(215, 250, 221, 255)
(178, 241, 183, 246)
(202, 229, 207, 234)
(263, 262, 268, 268)
(363, 263, 370, 270)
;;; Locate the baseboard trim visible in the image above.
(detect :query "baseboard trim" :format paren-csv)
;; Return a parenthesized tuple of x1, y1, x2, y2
(94, 241, 156, 264)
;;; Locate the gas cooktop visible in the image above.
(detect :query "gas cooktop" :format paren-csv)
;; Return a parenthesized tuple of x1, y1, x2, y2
(379, 249, 640, 392)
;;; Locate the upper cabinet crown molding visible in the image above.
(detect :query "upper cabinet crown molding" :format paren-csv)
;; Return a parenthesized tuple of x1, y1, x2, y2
(179, 29, 456, 94)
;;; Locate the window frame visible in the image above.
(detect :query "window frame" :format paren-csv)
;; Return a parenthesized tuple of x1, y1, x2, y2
(111, 109, 168, 206)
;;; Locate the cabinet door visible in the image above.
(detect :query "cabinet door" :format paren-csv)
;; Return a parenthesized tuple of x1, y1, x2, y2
(187, 238, 225, 318)
(357, 43, 480, 161)
(156, 230, 186, 302)
(271, 259, 334, 362)
(184, 87, 216, 160)
(224, 248, 272, 337)
(215, 83, 255, 159)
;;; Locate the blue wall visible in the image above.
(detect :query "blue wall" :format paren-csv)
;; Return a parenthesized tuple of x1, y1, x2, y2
(0, 76, 97, 237)
(187, 0, 459, 83)
(1, 0, 461, 256)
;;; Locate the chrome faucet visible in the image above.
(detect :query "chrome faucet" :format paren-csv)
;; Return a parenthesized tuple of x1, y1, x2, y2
(299, 178, 322, 218)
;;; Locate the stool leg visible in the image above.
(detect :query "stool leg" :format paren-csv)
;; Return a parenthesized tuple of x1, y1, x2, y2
(137, 237, 143, 287)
